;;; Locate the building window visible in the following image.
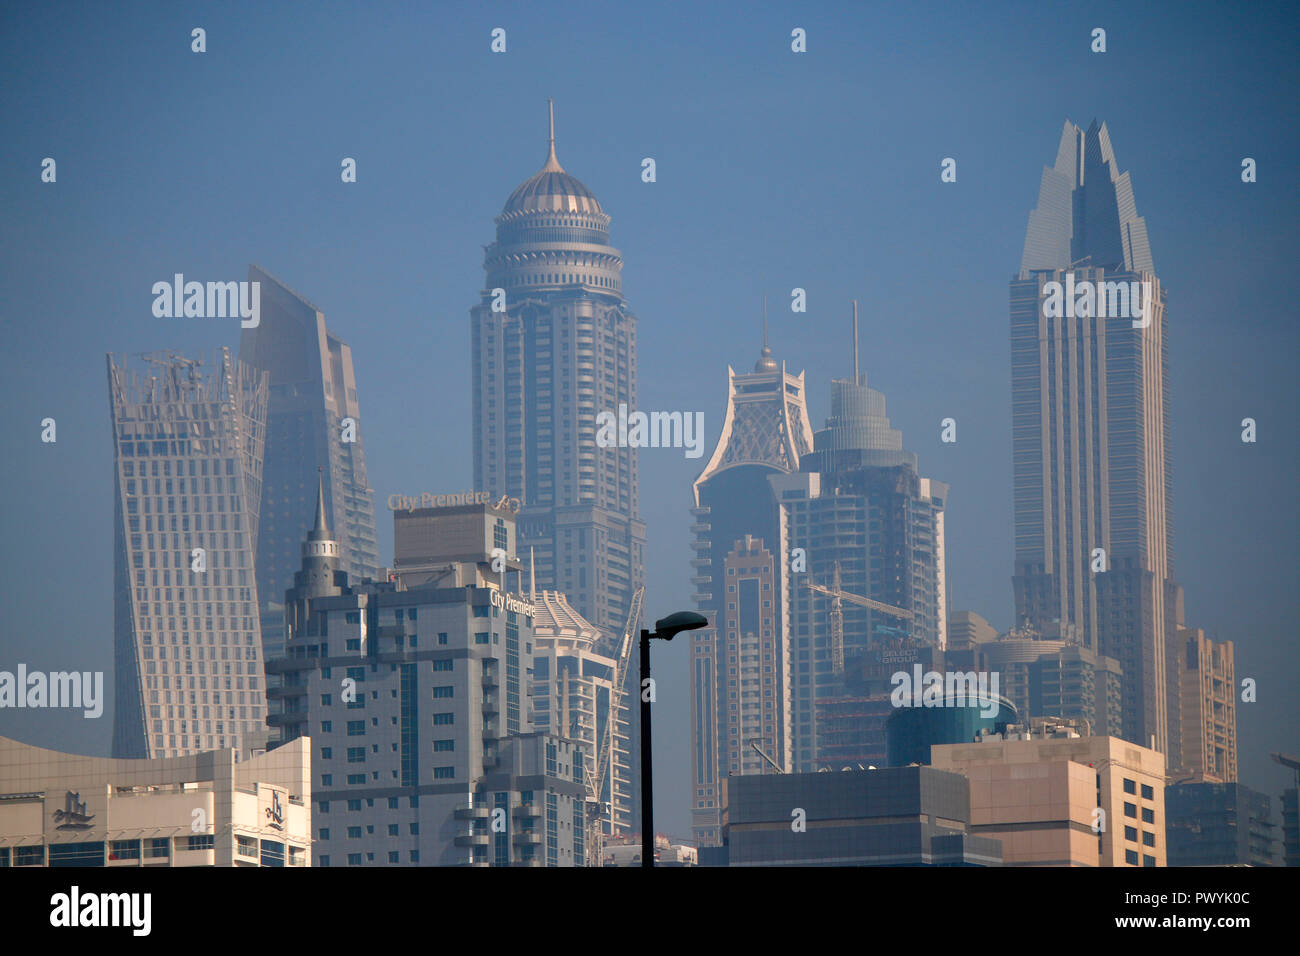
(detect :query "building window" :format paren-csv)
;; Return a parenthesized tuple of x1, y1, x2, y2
(1123, 778, 1136, 794)
(1141, 808, 1155, 824)
(433, 712, 454, 725)
(1124, 802, 1137, 818)
(433, 766, 455, 779)
(432, 686, 454, 698)
(109, 839, 141, 861)
(432, 659, 453, 672)
(1143, 831, 1155, 847)
(1141, 783, 1154, 800)
(434, 739, 455, 752)
(1124, 826, 1137, 842)
(439, 633, 449, 644)
(1125, 849, 1139, 865)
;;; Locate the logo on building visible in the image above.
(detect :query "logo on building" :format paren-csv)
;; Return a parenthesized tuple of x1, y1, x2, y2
(53, 791, 95, 830)
(265, 790, 285, 831)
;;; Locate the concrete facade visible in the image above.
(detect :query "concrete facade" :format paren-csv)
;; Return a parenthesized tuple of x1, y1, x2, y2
(0, 734, 310, 867)
(933, 722, 1167, 866)
(724, 766, 1002, 866)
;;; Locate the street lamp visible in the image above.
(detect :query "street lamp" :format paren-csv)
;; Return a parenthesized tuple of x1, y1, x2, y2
(640, 610, 707, 868)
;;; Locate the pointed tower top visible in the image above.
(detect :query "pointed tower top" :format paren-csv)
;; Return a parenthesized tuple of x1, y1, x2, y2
(313, 467, 330, 535)
(542, 98, 564, 173)
(755, 296, 778, 372)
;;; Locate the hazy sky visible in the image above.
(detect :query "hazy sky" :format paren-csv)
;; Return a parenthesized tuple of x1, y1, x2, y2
(1, 0, 1297, 837)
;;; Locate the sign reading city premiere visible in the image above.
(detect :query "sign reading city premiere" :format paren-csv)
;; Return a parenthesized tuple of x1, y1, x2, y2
(387, 490, 521, 514)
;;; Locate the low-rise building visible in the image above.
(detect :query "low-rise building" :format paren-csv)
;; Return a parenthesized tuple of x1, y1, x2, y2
(724, 766, 1002, 866)
(0, 734, 311, 867)
(932, 718, 1166, 866)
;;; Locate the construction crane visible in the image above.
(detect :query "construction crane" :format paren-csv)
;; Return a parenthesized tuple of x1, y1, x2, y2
(1272, 752, 1300, 788)
(750, 740, 785, 774)
(805, 560, 912, 676)
(583, 585, 644, 866)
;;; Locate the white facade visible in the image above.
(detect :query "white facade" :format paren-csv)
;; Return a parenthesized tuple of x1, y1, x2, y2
(0, 735, 310, 867)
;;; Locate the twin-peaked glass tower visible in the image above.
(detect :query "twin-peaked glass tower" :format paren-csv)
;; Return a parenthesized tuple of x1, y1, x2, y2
(1011, 119, 1181, 755)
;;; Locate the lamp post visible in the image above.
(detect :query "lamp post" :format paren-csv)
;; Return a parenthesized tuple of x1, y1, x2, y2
(640, 610, 707, 868)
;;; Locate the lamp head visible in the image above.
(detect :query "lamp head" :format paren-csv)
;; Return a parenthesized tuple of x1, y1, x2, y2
(653, 611, 708, 641)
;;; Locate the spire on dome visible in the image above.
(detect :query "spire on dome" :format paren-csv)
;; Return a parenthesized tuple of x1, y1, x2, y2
(542, 98, 563, 173)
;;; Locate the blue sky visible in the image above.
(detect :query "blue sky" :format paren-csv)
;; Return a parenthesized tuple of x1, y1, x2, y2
(1, 0, 1297, 837)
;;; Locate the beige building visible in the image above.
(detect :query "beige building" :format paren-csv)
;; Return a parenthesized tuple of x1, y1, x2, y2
(0, 735, 310, 867)
(932, 720, 1166, 867)
(948, 610, 998, 650)
(1173, 627, 1236, 783)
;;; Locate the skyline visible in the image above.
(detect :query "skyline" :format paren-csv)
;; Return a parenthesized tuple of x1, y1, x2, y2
(1, 1, 1297, 838)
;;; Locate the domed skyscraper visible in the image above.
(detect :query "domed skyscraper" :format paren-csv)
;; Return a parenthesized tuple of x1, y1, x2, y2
(470, 99, 644, 676)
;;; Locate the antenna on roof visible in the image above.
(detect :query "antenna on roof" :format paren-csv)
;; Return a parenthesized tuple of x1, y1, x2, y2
(852, 300, 860, 385)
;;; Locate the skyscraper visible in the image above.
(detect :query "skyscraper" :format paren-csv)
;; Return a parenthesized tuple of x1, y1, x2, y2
(108, 349, 269, 759)
(770, 319, 949, 772)
(1011, 120, 1180, 754)
(471, 102, 645, 825)
(470, 103, 643, 641)
(688, 332, 816, 845)
(239, 264, 380, 663)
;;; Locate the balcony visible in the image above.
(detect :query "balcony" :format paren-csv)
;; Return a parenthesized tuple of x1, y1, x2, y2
(455, 804, 490, 820)
(516, 802, 540, 819)
(513, 830, 543, 846)
(454, 833, 490, 847)
(482, 694, 500, 715)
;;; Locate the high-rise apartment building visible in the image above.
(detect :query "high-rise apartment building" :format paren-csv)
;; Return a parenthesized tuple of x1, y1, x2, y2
(978, 623, 1124, 738)
(470, 103, 643, 641)
(268, 495, 586, 866)
(1011, 120, 1181, 755)
(771, 361, 948, 773)
(1171, 628, 1237, 782)
(239, 264, 379, 663)
(108, 349, 269, 759)
(688, 335, 815, 845)
(530, 587, 634, 843)
(1165, 782, 1277, 866)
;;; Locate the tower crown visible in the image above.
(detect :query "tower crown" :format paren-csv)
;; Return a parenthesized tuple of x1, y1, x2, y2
(483, 100, 623, 296)
(500, 99, 604, 217)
